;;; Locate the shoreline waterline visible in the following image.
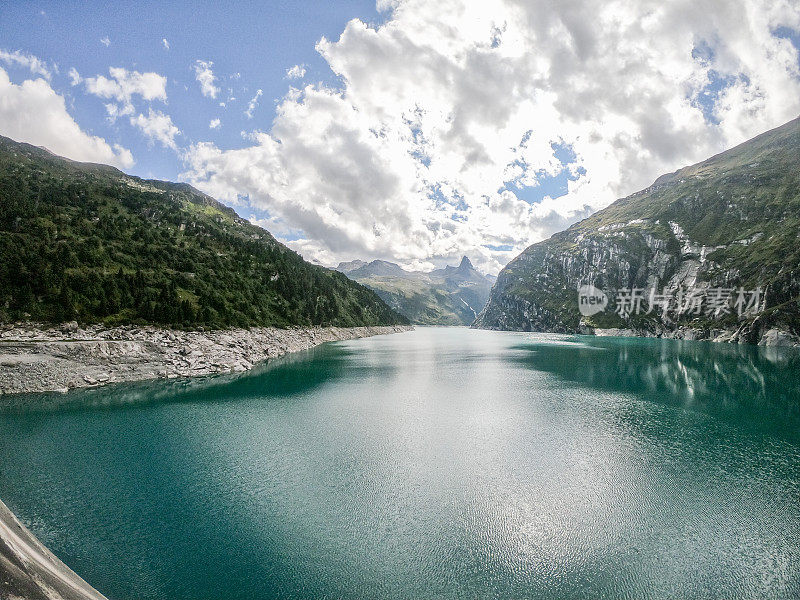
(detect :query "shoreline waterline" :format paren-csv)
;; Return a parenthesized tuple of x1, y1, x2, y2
(0, 323, 414, 395)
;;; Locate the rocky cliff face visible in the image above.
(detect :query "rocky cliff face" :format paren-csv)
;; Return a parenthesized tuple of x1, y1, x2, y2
(475, 116, 800, 345)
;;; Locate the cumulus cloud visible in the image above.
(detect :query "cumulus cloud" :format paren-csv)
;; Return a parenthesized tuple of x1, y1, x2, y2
(209, 118, 221, 129)
(193, 59, 219, 98)
(130, 108, 180, 149)
(184, 0, 800, 273)
(286, 64, 307, 79)
(244, 89, 262, 118)
(82, 66, 168, 119)
(0, 66, 133, 168)
(0, 49, 52, 80)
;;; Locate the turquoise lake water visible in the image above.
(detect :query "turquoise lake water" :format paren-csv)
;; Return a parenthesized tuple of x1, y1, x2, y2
(1, 327, 799, 599)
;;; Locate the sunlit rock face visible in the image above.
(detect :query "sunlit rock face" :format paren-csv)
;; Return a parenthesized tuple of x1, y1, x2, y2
(475, 116, 800, 343)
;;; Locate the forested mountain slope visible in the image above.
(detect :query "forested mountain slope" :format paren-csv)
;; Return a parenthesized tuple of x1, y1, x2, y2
(0, 136, 407, 328)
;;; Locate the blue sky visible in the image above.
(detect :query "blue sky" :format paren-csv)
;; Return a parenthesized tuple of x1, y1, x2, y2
(1, 0, 385, 181)
(0, 0, 575, 212)
(1, 1, 799, 273)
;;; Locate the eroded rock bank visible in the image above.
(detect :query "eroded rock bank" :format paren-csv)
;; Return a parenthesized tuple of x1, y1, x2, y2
(0, 322, 413, 395)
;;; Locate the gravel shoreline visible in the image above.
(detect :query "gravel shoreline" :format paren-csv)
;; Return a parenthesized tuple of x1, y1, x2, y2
(0, 322, 413, 395)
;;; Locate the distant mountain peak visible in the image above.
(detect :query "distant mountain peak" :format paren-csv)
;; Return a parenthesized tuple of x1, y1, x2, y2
(347, 259, 410, 279)
(339, 253, 493, 325)
(335, 260, 367, 273)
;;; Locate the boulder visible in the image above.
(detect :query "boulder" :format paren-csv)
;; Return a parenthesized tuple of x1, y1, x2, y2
(758, 328, 800, 347)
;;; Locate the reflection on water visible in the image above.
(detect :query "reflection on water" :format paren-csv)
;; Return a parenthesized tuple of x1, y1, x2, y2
(513, 335, 800, 439)
(0, 343, 370, 414)
(0, 328, 799, 600)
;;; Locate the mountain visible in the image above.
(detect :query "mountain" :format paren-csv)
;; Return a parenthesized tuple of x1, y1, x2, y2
(337, 256, 494, 325)
(0, 135, 408, 328)
(336, 259, 367, 273)
(475, 116, 800, 343)
(348, 259, 414, 279)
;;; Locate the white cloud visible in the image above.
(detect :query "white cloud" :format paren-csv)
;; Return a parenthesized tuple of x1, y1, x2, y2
(67, 67, 81, 86)
(83, 67, 168, 119)
(0, 49, 52, 80)
(162, 38, 170, 51)
(193, 59, 219, 98)
(130, 108, 180, 149)
(209, 118, 221, 129)
(248, 214, 304, 240)
(104, 102, 134, 120)
(286, 64, 307, 79)
(84, 67, 167, 102)
(245, 88, 262, 118)
(100, 36, 111, 47)
(0, 66, 133, 168)
(184, 0, 800, 274)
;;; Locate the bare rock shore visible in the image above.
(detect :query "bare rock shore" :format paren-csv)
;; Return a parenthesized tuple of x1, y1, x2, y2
(588, 324, 800, 347)
(0, 322, 413, 395)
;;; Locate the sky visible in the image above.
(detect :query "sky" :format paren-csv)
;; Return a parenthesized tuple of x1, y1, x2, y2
(1, 0, 799, 274)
